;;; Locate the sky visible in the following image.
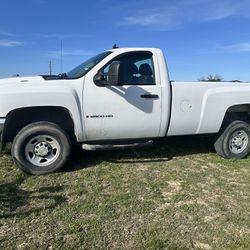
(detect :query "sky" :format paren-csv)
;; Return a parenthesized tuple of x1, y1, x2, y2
(1, 0, 250, 81)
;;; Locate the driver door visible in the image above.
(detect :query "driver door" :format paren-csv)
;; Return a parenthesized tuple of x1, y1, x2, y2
(83, 51, 162, 141)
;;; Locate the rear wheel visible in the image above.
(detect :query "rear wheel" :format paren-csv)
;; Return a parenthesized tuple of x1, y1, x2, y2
(12, 122, 71, 175)
(214, 120, 250, 159)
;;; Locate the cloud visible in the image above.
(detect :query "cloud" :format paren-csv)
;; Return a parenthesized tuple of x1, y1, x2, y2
(48, 49, 96, 59)
(223, 42, 250, 53)
(0, 40, 24, 47)
(122, 0, 250, 31)
(0, 30, 13, 36)
(123, 10, 180, 30)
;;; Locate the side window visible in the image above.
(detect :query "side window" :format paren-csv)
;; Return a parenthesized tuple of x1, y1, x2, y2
(101, 52, 155, 85)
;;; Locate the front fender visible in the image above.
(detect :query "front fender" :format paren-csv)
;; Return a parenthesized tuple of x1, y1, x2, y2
(0, 84, 84, 141)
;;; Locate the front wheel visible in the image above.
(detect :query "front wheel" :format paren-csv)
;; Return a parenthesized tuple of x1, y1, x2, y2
(12, 122, 71, 175)
(214, 120, 250, 159)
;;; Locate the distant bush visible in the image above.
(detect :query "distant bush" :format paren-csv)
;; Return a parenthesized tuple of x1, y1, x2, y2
(198, 74, 223, 82)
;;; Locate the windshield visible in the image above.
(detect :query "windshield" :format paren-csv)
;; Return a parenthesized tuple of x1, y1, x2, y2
(66, 51, 112, 79)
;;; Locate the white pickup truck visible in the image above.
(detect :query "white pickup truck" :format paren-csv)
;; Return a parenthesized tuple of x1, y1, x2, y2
(0, 47, 250, 175)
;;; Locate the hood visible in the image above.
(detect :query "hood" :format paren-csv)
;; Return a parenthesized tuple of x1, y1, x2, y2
(0, 76, 45, 87)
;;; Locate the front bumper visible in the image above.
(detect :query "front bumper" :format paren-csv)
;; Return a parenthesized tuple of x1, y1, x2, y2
(0, 118, 5, 153)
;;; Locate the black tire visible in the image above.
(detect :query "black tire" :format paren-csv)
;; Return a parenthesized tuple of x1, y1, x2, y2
(214, 120, 250, 159)
(12, 122, 71, 175)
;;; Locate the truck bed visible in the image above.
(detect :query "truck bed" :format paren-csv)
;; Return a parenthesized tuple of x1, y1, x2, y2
(167, 81, 250, 136)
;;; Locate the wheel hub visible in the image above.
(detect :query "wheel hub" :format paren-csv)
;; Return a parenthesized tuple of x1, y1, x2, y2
(233, 137, 244, 147)
(25, 135, 60, 167)
(230, 130, 248, 154)
(34, 142, 52, 157)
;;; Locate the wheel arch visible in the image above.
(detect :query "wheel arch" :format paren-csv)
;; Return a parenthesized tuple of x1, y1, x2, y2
(219, 104, 250, 132)
(3, 106, 77, 145)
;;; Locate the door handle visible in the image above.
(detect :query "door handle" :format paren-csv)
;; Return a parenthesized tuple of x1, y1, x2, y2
(140, 94, 159, 99)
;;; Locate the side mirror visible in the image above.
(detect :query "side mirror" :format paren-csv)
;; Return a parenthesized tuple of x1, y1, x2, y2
(107, 61, 124, 86)
(93, 72, 108, 87)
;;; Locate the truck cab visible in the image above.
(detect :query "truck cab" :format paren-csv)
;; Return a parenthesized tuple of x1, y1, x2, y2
(81, 48, 171, 141)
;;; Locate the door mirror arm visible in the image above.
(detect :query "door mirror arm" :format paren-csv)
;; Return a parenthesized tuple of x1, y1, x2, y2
(94, 61, 124, 87)
(93, 72, 109, 87)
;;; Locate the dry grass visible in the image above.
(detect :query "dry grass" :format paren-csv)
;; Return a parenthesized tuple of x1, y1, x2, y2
(0, 136, 249, 249)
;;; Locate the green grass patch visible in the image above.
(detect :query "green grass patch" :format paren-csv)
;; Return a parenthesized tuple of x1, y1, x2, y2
(0, 136, 249, 249)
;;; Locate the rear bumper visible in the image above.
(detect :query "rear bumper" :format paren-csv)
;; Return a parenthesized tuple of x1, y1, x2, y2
(0, 119, 5, 153)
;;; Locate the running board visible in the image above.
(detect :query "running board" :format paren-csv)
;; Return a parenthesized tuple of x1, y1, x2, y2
(82, 140, 153, 151)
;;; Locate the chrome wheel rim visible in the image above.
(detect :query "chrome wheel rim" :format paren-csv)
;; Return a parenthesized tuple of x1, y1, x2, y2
(25, 135, 60, 167)
(229, 130, 248, 154)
